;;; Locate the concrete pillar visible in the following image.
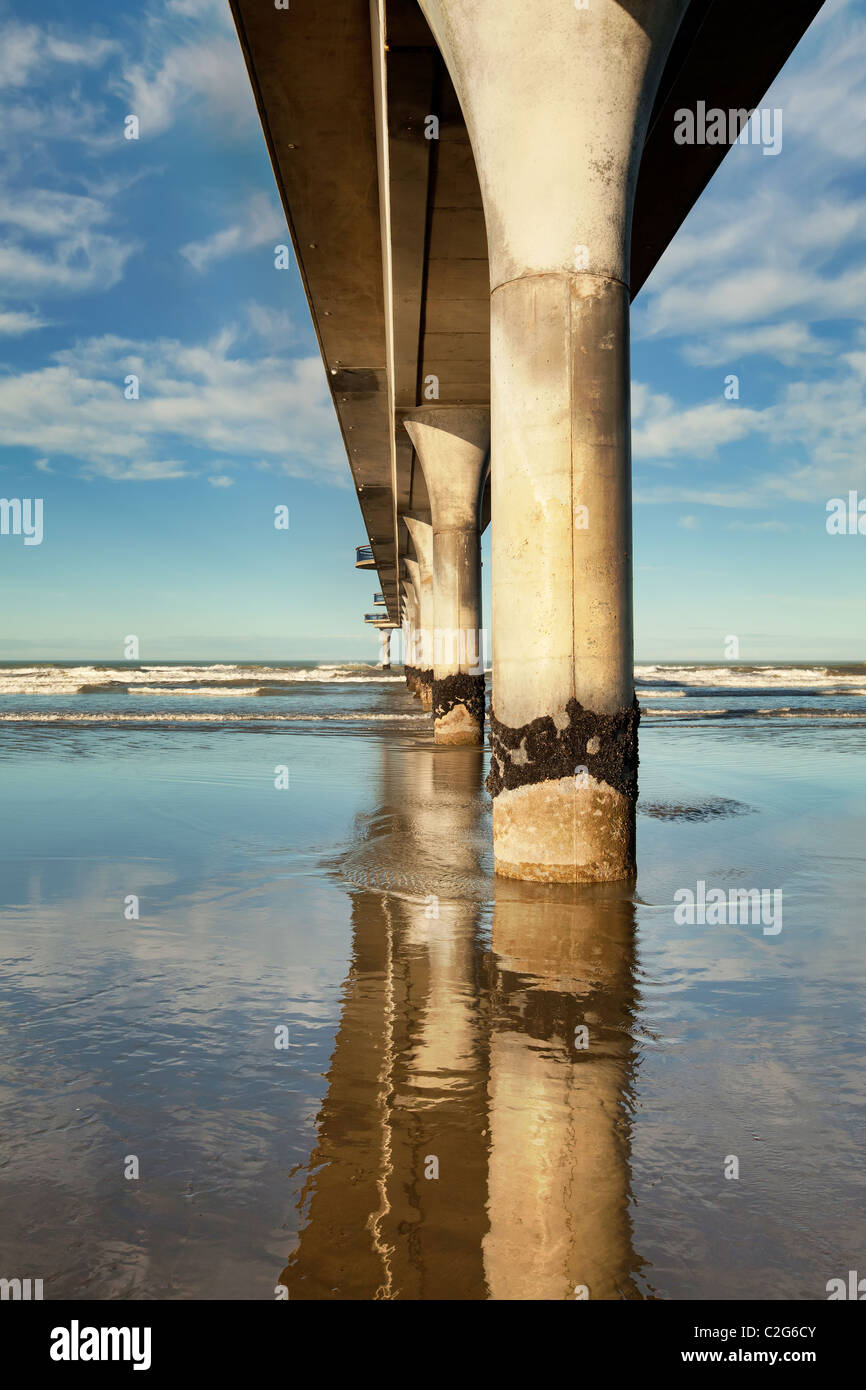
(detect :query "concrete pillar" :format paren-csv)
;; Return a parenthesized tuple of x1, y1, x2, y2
(401, 580, 419, 694)
(402, 407, 490, 746)
(404, 561, 424, 698)
(377, 627, 392, 670)
(404, 518, 434, 713)
(419, 0, 689, 881)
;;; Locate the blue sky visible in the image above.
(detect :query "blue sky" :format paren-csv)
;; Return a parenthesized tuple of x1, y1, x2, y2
(0, 0, 863, 662)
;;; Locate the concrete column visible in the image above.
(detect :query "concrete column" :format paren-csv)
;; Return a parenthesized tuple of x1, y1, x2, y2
(377, 628, 392, 670)
(404, 518, 434, 713)
(419, 0, 689, 881)
(404, 561, 424, 698)
(401, 580, 419, 694)
(402, 407, 490, 746)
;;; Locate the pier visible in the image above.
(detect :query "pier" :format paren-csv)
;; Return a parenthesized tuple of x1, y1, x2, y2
(230, 0, 824, 880)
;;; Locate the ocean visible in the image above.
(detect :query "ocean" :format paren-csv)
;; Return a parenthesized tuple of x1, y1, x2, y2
(1, 661, 864, 1299)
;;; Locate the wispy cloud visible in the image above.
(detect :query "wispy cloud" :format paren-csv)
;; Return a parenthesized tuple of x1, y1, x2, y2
(0, 22, 117, 91)
(181, 196, 285, 273)
(0, 331, 342, 483)
(632, 382, 762, 459)
(636, 4, 866, 357)
(633, 356, 866, 509)
(682, 321, 833, 368)
(116, 0, 254, 141)
(0, 189, 136, 299)
(0, 307, 48, 336)
(244, 302, 293, 345)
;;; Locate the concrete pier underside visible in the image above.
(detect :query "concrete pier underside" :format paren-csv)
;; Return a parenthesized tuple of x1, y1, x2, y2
(230, 0, 826, 880)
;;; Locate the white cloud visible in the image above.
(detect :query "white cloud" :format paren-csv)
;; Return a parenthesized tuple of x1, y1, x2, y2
(627, 0, 866, 526)
(0, 22, 124, 162)
(636, 3, 866, 354)
(167, 0, 229, 16)
(1, 188, 111, 240)
(245, 302, 293, 344)
(0, 331, 343, 483)
(632, 382, 761, 460)
(0, 22, 117, 91)
(181, 195, 285, 272)
(0, 231, 135, 299)
(0, 307, 48, 336)
(118, 24, 254, 141)
(0, 187, 136, 301)
(641, 259, 866, 339)
(634, 483, 762, 509)
(682, 321, 833, 368)
(633, 365, 866, 509)
(776, 2, 866, 162)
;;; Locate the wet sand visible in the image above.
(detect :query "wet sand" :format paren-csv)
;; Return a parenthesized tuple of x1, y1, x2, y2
(0, 691, 864, 1299)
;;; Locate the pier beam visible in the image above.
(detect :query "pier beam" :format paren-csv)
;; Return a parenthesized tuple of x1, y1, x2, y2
(403, 408, 490, 746)
(420, 0, 688, 880)
(404, 518, 435, 714)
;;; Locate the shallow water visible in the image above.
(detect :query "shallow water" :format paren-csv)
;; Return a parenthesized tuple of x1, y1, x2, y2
(0, 664, 864, 1299)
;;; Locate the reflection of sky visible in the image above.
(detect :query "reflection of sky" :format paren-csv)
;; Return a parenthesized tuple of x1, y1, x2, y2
(0, 728, 367, 1298)
(1, 715, 864, 1298)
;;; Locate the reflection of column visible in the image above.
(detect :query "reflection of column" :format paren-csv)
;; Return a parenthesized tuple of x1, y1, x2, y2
(419, 0, 688, 880)
(281, 751, 645, 1299)
(404, 517, 434, 713)
(402, 408, 490, 746)
(484, 880, 642, 1300)
(279, 886, 400, 1300)
(385, 744, 489, 1297)
(400, 747, 484, 1081)
(281, 739, 490, 1300)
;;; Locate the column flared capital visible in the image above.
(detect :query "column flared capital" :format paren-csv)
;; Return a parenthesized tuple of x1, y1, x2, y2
(419, 0, 689, 289)
(402, 407, 490, 532)
(404, 515, 434, 576)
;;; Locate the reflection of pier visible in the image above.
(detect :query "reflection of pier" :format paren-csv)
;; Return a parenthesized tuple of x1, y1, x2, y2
(280, 743, 644, 1299)
(486, 881, 643, 1300)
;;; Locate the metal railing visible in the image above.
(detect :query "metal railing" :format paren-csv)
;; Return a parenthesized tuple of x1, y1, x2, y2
(355, 544, 374, 567)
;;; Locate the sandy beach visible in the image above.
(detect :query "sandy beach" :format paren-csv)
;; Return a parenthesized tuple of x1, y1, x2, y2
(1, 662, 863, 1299)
